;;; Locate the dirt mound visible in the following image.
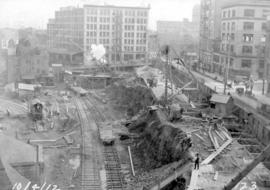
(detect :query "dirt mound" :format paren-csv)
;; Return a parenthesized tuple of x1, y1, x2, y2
(106, 77, 156, 116)
(129, 109, 192, 169)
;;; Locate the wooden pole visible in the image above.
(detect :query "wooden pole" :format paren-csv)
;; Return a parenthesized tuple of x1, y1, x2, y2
(128, 146, 135, 176)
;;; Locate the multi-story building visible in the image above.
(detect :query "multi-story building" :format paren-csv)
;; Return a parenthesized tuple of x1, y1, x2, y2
(199, 0, 235, 72)
(219, 1, 270, 80)
(265, 15, 270, 95)
(47, 7, 84, 51)
(6, 39, 50, 84)
(157, 19, 198, 56)
(148, 30, 158, 60)
(83, 4, 149, 64)
(47, 6, 84, 65)
(48, 4, 150, 65)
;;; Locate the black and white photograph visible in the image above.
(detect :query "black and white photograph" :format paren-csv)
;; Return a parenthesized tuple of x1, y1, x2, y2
(0, 0, 270, 189)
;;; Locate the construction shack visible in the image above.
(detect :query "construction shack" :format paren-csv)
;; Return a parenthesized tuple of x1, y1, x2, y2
(210, 94, 233, 116)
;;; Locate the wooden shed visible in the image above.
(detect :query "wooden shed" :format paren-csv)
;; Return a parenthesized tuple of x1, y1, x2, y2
(210, 94, 234, 116)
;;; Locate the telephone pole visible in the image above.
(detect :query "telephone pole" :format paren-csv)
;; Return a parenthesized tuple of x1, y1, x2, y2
(224, 34, 231, 95)
(164, 45, 169, 105)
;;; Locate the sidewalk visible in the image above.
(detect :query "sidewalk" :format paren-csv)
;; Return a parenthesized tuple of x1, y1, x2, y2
(192, 70, 270, 106)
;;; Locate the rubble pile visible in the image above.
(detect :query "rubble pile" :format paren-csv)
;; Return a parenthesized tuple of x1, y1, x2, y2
(129, 109, 192, 169)
(106, 77, 156, 116)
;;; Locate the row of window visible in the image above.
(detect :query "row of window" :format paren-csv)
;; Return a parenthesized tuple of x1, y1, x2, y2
(124, 39, 146, 45)
(125, 10, 147, 17)
(124, 18, 147, 24)
(86, 8, 147, 17)
(222, 9, 270, 18)
(222, 22, 236, 31)
(222, 21, 267, 31)
(124, 32, 146, 38)
(221, 44, 254, 54)
(215, 55, 265, 70)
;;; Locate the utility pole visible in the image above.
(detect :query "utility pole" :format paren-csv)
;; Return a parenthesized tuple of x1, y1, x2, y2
(263, 16, 270, 94)
(224, 34, 231, 95)
(164, 45, 169, 105)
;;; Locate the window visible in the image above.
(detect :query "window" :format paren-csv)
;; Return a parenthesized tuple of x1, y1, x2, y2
(242, 46, 253, 54)
(222, 33, 225, 40)
(231, 22, 235, 30)
(243, 22, 254, 30)
(230, 58, 234, 66)
(244, 9, 255, 17)
(241, 59, 252, 68)
(223, 11, 226, 18)
(262, 22, 267, 30)
(259, 60, 265, 68)
(228, 10, 231, 17)
(231, 33, 235, 41)
(232, 10, 236, 17)
(213, 55, 219, 62)
(227, 23, 230, 30)
(243, 34, 253, 42)
(230, 45, 234, 53)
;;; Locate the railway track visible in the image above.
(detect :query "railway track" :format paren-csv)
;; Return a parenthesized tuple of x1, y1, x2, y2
(84, 96, 125, 190)
(74, 98, 101, 190)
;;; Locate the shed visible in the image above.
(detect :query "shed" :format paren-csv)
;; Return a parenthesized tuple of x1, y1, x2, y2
(210, 94, 234, 116)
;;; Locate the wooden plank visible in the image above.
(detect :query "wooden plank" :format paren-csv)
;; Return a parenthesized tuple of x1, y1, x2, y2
(195, 134, 204, 141)
(64, 135, 74, 145)
(202, 139, 233, 165)
(209, 126, 218, 150)
(214, 137, 219, 148)
(188, 169, 199, 190)
(128, 146, 135, 176)
(215, 130, 225, 141)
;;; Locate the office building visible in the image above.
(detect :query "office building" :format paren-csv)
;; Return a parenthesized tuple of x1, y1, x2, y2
(47, 4, 150, 65)
(219, 1, 270, 80)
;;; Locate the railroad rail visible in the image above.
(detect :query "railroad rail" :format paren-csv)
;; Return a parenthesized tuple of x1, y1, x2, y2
(74, 98, 101, 190)
(84, 96, 125, 190)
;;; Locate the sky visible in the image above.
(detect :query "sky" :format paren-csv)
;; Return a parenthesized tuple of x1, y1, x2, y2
(0, 0, 200, 30)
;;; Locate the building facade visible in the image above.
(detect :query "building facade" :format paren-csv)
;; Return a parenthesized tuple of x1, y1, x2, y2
(148, 30, 158, 60)
(47, 7, 84, 51)
(47, 4, 150, 65)
(157, 19, 198, 56)
(199, 0, 235, 72)
(265, 15, 270, 95)
(83, 4, 149, 64)
(6, 39, 50, 84)
(47, 7, 84, 65)
(219, 2, 270, 80)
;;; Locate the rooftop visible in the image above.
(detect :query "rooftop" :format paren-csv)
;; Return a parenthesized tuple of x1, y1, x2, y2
(210, 94, 231, 104)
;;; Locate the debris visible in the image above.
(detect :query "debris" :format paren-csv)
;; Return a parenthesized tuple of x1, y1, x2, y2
(63, 135, 74, 145)
(195, 134, 204, 141)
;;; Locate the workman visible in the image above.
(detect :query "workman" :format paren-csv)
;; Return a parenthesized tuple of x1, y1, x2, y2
(194, 153, 200, 170)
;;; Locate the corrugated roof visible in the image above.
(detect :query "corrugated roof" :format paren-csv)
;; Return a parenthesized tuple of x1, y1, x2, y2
(210, 94, 231, 104)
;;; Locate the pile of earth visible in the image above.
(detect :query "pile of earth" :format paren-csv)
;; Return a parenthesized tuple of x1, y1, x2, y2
(106, 77, 156, 117)
(128, 108, 192, 169)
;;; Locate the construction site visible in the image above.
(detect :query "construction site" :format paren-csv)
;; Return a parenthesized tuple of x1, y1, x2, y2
(0, 42, 270, 190)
